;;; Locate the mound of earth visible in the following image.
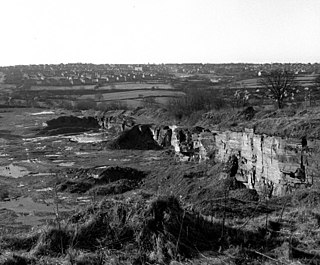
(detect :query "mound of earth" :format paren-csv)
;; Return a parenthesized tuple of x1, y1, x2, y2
(58, 166, 147, 194)
(109, 124, 162, 150)
(38, 116, 100, 136)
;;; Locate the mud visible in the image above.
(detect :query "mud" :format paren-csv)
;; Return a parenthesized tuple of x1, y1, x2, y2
(0, 163, 30, 178)
(0, 196, 71, 227)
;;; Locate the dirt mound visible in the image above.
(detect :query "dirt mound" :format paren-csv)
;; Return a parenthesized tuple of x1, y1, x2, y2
(109, 125, 162, 150)
(38, 116, 100, 136)
(58, 166, 147, 194)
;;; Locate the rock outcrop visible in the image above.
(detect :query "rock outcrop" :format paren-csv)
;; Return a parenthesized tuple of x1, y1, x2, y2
(96, 110, 135, 133)
(152, 126, 317, 197)
(72, 111, 318, 197)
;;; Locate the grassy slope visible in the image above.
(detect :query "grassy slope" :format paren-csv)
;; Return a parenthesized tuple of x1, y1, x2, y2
(198, 105, 320, 140)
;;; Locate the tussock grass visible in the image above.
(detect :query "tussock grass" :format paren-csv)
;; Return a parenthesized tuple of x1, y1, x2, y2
(3, 191, 320, 264)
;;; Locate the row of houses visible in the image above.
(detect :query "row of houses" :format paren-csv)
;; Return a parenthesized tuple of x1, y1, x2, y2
(5, 71, 168, 86)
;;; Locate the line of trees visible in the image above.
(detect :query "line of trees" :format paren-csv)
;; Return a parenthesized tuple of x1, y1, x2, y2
(166, 88, 227, 119)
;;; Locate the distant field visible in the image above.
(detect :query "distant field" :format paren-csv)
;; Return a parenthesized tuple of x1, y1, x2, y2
(29, 82, 174, 91)
(123, 97, 173, 108)
(30, 85, 96, 91)
(79, 90, 185, 101)
(232, 74, 317, 89)
(99, 82, 174, 90)
(0, 83, 16, 92)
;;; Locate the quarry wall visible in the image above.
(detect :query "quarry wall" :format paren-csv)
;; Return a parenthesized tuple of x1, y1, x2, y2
(153, 126, 318, 196)
(96, 112, 318, 196)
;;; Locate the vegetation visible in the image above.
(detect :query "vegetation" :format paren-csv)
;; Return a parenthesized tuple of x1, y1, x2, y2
(96, 100, 128, 111)
(74, 99, 97, 110)
(166, 88, 227, 119)
(258, 69, 299, 109)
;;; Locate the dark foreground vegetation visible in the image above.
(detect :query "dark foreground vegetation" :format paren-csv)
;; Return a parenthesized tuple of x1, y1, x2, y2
(2, 189, 320, 265)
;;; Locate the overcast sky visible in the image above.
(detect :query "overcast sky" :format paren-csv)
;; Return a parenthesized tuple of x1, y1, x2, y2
(0, 0, 319, 66)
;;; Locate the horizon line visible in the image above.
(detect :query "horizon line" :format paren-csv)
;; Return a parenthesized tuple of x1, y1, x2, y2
(1, 61, 320, 67)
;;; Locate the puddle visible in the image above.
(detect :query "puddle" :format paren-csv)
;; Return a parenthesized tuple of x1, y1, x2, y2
(52, 160, 64, 163)
(58, 162, 75, 167)
(36, 187, 53, 192)
(69, 132, 107, 143)
(29, 111, 55, 115)
(75, 152, 90, 155)
(30, 172, 56, 177)
(0, 163, 30, 178)
(145, 156, 162, 161)
(0, 196, 71, 226)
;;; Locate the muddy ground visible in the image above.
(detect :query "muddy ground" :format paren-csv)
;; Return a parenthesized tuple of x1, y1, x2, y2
(1, 107, 320, 264)
(0, 108, 174, 232)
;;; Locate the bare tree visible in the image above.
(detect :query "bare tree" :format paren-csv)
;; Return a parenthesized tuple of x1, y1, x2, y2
(258, 69, 298, 109)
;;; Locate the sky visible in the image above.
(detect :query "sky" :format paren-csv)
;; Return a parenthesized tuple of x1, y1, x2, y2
(0, 0, 319, 66)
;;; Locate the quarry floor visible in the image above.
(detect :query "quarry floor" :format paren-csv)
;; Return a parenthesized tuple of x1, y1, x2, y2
(1, 107, 320, 264)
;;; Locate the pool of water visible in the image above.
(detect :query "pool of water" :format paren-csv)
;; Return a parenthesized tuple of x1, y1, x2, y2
(0, 163, 30, 178)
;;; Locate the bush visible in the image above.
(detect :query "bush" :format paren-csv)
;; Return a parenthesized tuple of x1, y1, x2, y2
(166, 88, 227, 119)
(142, 97, 157, 108)
(96, 100, 128, 111)
(74, 99, 97, 110)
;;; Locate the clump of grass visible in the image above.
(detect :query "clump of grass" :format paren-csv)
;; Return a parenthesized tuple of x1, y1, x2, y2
(31, 226, 72, 257)
(67, 249, 106, 265)
(0, 232, 39, 251)
(0, 194, 294, 264)
(0, 253, 35, 265)
(138, 196, 219, 263)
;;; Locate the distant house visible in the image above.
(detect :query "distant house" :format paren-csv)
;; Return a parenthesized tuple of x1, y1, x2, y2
(83, 78, 92, 85)
(92, 78, 99, 84)
(59, 78, 72, 86)
(98, 78, 107, 84)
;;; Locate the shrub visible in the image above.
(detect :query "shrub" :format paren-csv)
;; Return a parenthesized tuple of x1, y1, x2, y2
(74, 99, 97, 110)
(96, 100, 128, 111)
(166, 88, 227, 119)
(142, 97, 157, 108)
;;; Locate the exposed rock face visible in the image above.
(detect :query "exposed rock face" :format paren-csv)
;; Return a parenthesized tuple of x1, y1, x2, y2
(211, 129, 314, 196)
(153, 126, 317, 197)
(83, 112, 317, 197)
(96, 110, 135, 133)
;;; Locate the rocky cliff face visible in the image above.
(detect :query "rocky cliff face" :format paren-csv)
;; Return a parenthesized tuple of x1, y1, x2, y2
(94, 111, 317, 197)
(153, 126, 317, 197)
